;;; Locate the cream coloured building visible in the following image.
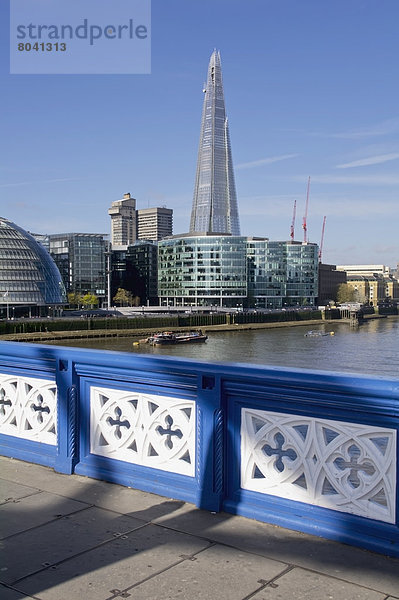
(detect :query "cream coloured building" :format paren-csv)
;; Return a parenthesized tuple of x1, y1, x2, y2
(108, 193, 137, 248)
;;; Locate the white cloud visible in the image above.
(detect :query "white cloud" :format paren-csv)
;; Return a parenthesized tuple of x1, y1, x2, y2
(236, 154, 299, 170)
(0, 178, 80, 188)
(239, 195, 398, 218)
(291, 174, 399, 185)
(330, 117, 399, 139)
(336, 153, 399, 169)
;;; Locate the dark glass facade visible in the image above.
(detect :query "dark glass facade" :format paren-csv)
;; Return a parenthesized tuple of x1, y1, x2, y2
(0, 217, 66, 310)
(49, 233, 106, 300)
(111, 241, 158, 305)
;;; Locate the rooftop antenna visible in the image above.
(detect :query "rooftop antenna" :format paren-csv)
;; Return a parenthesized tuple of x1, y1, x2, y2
(302, 176, 310, 243)
(318, 216, 326, 262)
(290, 199, 296, 241)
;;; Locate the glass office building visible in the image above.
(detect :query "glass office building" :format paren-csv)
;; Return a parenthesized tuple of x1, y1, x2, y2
(247, 240, 319, 308)
(0, 217, 66, 316)
(190, 50, 240, 235)
(112, 242, 158, 305)
(159, 236, 318, 308)
(158, 234, 247, 307)
(49, 233, 107, 302)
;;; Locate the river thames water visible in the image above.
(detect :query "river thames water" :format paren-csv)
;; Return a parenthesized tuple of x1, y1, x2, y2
(50, 316, 399, 378)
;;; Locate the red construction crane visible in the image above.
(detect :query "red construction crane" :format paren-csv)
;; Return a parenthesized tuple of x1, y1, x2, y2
(302, 176, 310, 243)
(318, 216, 326, 262)
(290, 199, 296, 240)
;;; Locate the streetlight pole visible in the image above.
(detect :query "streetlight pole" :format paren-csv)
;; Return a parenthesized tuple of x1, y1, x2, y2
(3, 291, 9, 319)
(105, 242, 112, 310)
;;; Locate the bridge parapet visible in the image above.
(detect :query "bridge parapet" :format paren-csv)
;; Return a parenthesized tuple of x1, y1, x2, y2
(0, 341, 398, 557)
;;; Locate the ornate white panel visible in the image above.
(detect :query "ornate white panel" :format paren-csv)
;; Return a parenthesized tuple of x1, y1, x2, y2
(0, 373, 57, 445)
(90, 386, 196, 477)
(241, 408, 396, 523)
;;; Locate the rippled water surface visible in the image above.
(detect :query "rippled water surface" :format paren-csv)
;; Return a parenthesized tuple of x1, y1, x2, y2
(49, 316, 399, 378)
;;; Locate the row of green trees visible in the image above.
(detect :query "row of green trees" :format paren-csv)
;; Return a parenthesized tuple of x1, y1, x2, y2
(68, 285, 366, 309)
(67, 288, 141, 309)
(67, 292, 99, 308)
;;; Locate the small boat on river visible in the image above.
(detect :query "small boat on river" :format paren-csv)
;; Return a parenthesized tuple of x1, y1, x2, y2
(304, 330, 335, 338)
(147, 330, 208, 346)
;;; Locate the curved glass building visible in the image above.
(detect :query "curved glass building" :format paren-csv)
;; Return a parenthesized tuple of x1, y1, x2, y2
(0, 217, 67, 314)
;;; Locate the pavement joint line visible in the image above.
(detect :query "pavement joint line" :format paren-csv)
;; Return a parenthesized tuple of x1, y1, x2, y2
(240, 565, 295, 600)
(0, 581, 42, 600)
(0, 502, 95, 542)
(104, 541, 216, 600)
(147, 520, 290, 568)
(0, 490, 43, 505)
(268, 563, 399, 598)
(9, 522, 152, 585)
(147, 521, 399, 596)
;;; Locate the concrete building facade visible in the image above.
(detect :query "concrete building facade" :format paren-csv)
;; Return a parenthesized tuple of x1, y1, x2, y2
(108, 193, 137, 248)
(137, 207, 173, 242)
(336, 264, 391, 277)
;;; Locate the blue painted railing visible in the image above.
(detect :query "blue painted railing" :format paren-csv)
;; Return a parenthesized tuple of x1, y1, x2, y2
(0, 341, 398, 557)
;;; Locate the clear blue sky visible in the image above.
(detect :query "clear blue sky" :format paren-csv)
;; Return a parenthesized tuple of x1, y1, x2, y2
(1, 0, 398, 267)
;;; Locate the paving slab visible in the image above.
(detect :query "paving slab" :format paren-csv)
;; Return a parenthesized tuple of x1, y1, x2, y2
(16, 524, 210, 600)
(0, 457, 182, 518)
(0, 479, 40, 504)
(2, 506, 146, 584)
(250, 567, 386, 600)
(1, 457, 399, 600)
(0, 584, 34, 600)
(0, 491, 90, 539)
(154, 505, 399, 596)
(120, 541, 288, 600)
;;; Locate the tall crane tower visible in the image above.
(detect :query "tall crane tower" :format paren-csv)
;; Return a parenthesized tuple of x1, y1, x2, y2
(318, 216, 326, 262)
(290, 199, 296, 241)
(302, 176, 310, 243)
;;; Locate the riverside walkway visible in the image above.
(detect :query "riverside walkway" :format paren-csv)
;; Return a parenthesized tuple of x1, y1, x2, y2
(1, 456, 399, 600)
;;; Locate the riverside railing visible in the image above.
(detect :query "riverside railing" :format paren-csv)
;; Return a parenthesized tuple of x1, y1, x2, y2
(0, 341, 398, 557)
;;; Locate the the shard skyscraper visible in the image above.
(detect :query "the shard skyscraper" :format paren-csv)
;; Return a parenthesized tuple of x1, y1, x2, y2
(189, 50, 240, 235)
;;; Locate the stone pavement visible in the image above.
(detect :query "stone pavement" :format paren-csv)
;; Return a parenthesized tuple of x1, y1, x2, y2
(1, 456, 398, 600)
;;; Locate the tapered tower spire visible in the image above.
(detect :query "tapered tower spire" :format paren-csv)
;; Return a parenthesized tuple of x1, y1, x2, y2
(190, 50, 240, 235)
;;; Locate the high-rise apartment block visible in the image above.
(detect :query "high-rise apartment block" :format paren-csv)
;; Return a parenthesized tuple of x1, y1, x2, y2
(108, 193, 137, 248)
(190, 50, 240, 235)
(137, 207, 173, 242)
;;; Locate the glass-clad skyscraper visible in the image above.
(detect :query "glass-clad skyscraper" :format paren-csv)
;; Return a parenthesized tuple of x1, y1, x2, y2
(190, 50, 240, 235)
